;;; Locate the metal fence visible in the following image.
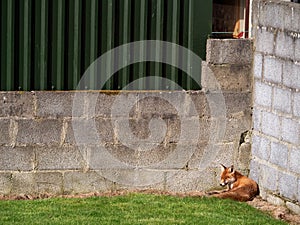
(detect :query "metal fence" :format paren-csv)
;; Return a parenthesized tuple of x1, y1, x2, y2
(0, 0, 211, 91)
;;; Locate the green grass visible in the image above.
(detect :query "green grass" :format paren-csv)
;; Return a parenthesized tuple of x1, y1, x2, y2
(0, 193, 287, 225)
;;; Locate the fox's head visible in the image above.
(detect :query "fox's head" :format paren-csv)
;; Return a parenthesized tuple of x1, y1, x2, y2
(219, 164, 236, 188)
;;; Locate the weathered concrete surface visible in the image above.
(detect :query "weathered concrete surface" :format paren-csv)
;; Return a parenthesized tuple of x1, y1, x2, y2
(251, 0, 300, 215)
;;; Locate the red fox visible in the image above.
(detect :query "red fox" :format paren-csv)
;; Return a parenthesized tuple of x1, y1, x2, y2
(208, 164, 259, 202)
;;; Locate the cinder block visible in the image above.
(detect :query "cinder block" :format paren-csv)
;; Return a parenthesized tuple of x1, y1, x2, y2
(255, 28, 274, 54)
(254, 53, 263, 79)
(260, 164, 278, 192)
(261, 111, 281, 138)
(64, 171, 113, 194)
(36, 146, 85, 170)
(286, 202, 300, 215)
(223, 92, 252, 115)
(275, 31, 294, 60)
(270, 141, 288, 168)
(283, 62, 300, 90)
(266, 194, 285, 206)
(36, 91, 75, 118)
(0, 172, 12, 194)
(206, 39, 253, 65)
(188, 91, 209, 118)
(35, 172, 63, 194)
(249, 159, 260, 183)
(260, 1, 284, 29)
(0, 92, 35, 117)
(254, 81, 273, 107)
(204, 64, 252, 92)
(293, 92, 300, 118)
(289, 147, 300, 174)
(264, 56, 282, 84)
(92, 91, 138, 118)
(0, 119, 10, 145)
(0, 146, 34, 171)
(284, 3, 300, 33)
(295, 38, 300, 62)
(252, 108, 262, 131)
(278, 172, 298, 200)
(273, 87, 292, 114)
(281, 117, 299, 144)
(11, 172, 35, 194)
(252, 135, 271, 161)
(165, 168, 218, 192)
(66, 118, 114, 146)
(16, 119, 63, 145)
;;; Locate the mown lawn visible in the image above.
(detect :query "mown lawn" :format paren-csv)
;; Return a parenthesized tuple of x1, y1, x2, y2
(0, 193, 287, 225)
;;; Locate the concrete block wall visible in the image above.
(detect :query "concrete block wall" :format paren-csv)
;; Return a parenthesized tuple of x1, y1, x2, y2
(0, 39, 253, 196)
(251, 0, 300, 214)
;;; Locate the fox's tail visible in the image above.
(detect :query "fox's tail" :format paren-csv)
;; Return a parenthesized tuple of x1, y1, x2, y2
(212, 191, 253, 202)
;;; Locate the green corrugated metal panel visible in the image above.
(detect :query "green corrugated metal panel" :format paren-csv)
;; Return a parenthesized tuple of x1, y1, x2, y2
(0, 0, 211, 91)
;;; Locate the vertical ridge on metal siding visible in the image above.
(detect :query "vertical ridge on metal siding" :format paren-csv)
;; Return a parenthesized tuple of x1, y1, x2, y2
(34, 0, 48, 90)
(164, 0, 180, 90)
(84, 0, 98, 90)
(51, 0, 65, 90)
(118, 0, 131, 90)
(18, 0, 32, 91)
(0, 0, 14, 91)
(67, 0, 81, 90)
(132, 0, 147, 90)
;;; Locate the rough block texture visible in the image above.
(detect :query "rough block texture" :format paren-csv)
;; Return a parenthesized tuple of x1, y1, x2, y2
(252, 0, 300, 213)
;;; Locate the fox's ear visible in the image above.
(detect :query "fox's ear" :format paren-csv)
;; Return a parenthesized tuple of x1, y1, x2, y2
(220, 164, 226, 172)
(229, 165, 235, 173)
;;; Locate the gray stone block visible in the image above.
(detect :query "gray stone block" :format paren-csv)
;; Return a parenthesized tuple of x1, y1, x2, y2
(295, 38, 300, 62)
(293, 92, 300, 118)
(260, 164, 278, 192)
(255, 27, 275, 54)
(252, 108, 262, 131)
(64, 171, 113, 194)
(286, 202, 300, 215)
(264, 56, 282, 84)
(0, 92, 35, 117)
(270, 141, 288, 168)
(283, 62, 300, 90)
(16, 119, 63, 145)
(66, 118, 114, 146)
(254, 81, 273, 107)
(249, 159, 260, 183)
(0, 119, 11, 145)
(165, 168, 218, 192)
(278, 172, 298, 200)
(223, 92, 252, 116)
(36, 146, 85, 170)
(35, 172, 63, 194)
(11, 172, 35, 194)
(0, 146, 34, 171)
(273, 87, 292, 114)
(261, 111, 281, 138)
(289, 147, 300, 174)
(283, 2, 300, 33)
(204, 64, 252, 92)
(275, 31, 295, 60)
(259, 1, 284, 29)
(0, 172, 12, 195)
(254, 53, 263, 79)
(206, 39, 253, 65)
(252, 135, 271, 161)
(281, 117, 300, 144)
(36, 91, 75, 118)
(266, 194, 285, 206)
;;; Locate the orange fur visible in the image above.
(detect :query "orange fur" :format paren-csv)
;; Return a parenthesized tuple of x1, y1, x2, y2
(209, 164, 259, 202)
